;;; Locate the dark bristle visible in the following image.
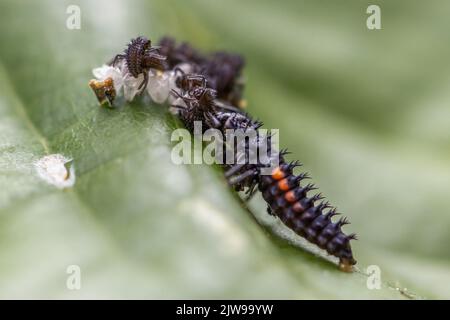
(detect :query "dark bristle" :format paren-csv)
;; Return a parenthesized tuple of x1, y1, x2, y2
(348, 233, 358, 241)
(337, 217, 350, 227)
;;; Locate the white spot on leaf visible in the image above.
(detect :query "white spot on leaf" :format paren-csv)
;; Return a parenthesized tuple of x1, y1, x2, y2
(34, 154, 75, 189)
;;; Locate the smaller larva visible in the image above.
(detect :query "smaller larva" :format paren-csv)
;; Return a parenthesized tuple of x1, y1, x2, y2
(111, 36, 166, 93)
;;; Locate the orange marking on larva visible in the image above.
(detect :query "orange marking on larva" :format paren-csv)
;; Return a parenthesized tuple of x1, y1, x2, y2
(285, 190, 296, 202)
(292, 201, 305, 213)
(271, 167, 285, 180)
(278, 178, 290, 191)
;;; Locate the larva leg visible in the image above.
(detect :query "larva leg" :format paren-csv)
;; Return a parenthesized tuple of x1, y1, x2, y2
(228, 169, 257, 186)
(138, 70, 149, 92)
(111, 54, 125, 67)
(224, 164, 245, 178)
(204, 111, 221, 129)
(173, 67, 186, 76)
(244, 182, 258, 201)
(266, 206, 276, 216)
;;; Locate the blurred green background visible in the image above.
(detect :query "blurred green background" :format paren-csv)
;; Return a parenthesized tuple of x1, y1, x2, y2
(0, 0, 449, 299)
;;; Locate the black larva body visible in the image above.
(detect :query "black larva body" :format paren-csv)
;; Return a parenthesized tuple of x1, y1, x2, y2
(101, 36, 357, 271)
(257, 157, 357, 267)
(174, 76, 357, 270)
(173, 80, 356, 269)
(195, 114, 355, 266)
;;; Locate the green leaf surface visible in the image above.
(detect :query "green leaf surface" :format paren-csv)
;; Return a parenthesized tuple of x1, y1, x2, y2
(0, 0, 448, 299)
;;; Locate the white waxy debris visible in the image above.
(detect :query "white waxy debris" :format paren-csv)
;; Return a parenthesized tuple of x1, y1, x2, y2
(91, 61, 196, 106)
(123, 72, 145, 101)
(34, 154, 76, 189)
(147, 70, 171, 104)
(92, 64, 124, 93)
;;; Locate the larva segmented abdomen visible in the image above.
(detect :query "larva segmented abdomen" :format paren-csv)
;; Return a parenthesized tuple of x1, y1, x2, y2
(125, 36, 148, 77)
(258, 159, 357, 271)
